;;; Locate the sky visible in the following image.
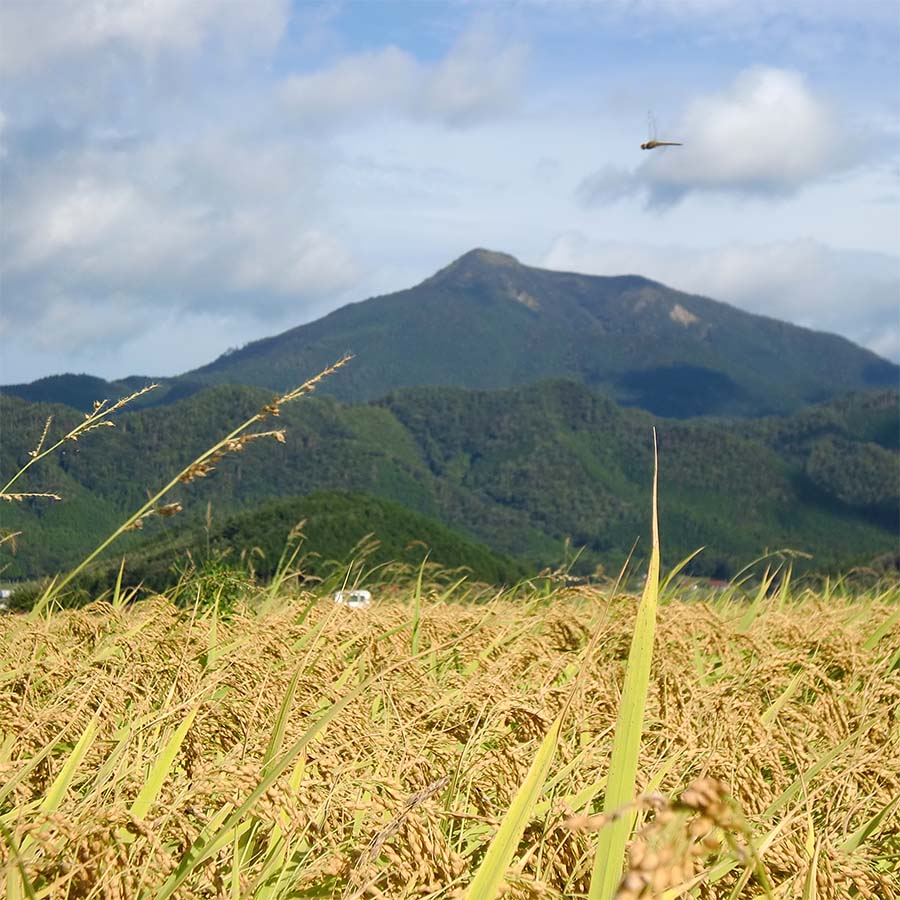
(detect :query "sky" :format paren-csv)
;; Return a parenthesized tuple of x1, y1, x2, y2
(1, 0, 898, 385)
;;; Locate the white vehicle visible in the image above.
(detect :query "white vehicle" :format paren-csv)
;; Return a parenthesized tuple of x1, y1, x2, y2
(333, 589, 372, 609)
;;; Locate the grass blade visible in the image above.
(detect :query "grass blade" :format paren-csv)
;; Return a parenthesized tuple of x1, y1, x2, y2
(463, 714, 563, 900)
(737, 565, 781, 633)
(588, 428, 661, 900)
(760, 669, 804, 727)
(863, 605, 900, 650)
(411, 553, 428, 656)
(838, 795, 900, 854)
(263, 668, 303, 773)
(129, 705, 199, 821)
(802, 840, 820, 900)
(0, 820, 38, 900)
(39, 714, 99, 814)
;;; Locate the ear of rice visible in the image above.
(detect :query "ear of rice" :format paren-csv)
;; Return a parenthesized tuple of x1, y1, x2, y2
(252, 755, 309, 900)
(703, 725, 868, 890)
(763, 725, 864, 819)
(151, 661, 382, 900)
(6, 715, 100, 899)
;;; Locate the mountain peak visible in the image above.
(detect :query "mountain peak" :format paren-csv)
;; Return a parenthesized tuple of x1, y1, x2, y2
(428, 248, 522, 283)
(459, 248, 521, 268)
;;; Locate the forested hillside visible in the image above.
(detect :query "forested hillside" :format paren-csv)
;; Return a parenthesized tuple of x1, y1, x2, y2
(2, 382, 897, 583)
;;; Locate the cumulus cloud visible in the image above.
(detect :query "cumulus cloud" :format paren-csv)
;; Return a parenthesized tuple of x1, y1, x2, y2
(280, 29, 527, 129)
(0, 0, 288, 76)
(1, 126, 360, 359)
(542, 233, 900, 360)
(579, 67, 858, 206)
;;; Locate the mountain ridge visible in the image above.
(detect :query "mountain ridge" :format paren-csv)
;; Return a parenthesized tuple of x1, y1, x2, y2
(182, 247, 899, 417)
(3, 249, 897, 418)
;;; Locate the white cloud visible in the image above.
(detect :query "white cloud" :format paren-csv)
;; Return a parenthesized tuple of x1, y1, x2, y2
(280, 29, 527, 129)
(0, 0, 288, 76)
(0, 2, 894, 386)
(279, 47, 418, 125)
(579, 67, 858, 206)
(1, 128, 360, 356)
(419, 30, 527, 126)
(542, 233, 900, 360)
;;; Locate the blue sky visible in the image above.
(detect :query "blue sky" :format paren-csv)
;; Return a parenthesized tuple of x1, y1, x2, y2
(1, 0, 898, 384)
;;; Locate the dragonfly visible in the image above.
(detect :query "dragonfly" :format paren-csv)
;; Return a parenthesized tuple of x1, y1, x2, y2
(641, 112, 682, 150)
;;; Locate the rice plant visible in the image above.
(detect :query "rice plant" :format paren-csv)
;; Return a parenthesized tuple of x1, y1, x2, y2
(1, 369, 897, 898)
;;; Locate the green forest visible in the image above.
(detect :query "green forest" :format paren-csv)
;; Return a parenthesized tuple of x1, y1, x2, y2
(2, 379, 897, 590)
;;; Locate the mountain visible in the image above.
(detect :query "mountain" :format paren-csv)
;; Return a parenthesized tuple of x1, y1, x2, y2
(4, 249, 895, 419)
(183, 249, 897, 418)
(3, 381, 897, 584)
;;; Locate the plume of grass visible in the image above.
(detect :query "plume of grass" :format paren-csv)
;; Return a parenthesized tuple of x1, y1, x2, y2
(33, 355, 352, 612)
(1, 384, 157, 503)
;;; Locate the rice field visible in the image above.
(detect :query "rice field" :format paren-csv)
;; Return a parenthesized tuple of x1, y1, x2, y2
(3, 365, 898, 898)
(1, 574, 898, 899)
